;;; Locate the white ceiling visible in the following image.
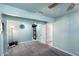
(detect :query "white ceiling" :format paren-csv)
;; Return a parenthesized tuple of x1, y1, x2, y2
(3, 3, 79, 18)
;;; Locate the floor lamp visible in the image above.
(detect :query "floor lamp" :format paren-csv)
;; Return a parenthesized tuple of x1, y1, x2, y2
(10, 26, 15, 42)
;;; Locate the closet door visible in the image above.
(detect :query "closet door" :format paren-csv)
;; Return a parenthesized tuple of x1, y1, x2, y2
(45, 23, 53, 46)
(36, 23, 46, 43)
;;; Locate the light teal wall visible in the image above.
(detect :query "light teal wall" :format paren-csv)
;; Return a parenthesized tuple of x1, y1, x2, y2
(54, 11, 79, 55)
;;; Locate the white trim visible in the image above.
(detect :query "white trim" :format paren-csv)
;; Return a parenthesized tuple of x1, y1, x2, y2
(18, 40, 40, 44)
(53, 46, 76, 56)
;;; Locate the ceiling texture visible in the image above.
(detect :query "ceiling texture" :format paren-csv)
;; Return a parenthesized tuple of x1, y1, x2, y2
(3, 3, 79, 18)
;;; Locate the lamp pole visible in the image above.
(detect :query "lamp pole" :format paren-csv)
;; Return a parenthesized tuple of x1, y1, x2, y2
(10, 26, 15, 42)
(11, 27, 13, 42)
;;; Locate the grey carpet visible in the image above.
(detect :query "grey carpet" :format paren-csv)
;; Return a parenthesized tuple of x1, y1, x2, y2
(5, 41, 72, 56)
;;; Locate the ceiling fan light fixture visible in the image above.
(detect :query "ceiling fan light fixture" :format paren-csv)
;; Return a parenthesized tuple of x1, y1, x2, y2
(48, 3, 59, 9)
(67, 3, 75, 11)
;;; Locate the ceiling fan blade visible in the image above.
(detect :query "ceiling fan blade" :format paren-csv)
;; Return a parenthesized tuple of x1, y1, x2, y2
(67, 3, 75, 11)
(48, 3, 59, 9)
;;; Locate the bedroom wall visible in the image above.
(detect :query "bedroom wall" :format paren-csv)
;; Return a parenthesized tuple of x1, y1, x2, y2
(53, 11, 79, 55)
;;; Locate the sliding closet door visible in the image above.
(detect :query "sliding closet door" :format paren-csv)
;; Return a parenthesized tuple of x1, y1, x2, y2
(36, 23, 46, 43)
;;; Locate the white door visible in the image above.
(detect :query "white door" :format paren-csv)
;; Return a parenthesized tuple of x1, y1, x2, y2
(46, 23, 53, 46)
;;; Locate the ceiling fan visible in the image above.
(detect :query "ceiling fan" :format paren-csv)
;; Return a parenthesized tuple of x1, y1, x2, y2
(48, 3, 59, 9)
(48, 3, 79, 11)
(67, 3, 79, 11)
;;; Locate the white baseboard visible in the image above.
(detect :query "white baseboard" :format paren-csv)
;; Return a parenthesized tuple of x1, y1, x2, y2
(53, 46, 76, 56)
(18, 40, 40, 44)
